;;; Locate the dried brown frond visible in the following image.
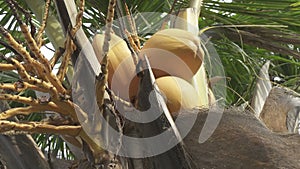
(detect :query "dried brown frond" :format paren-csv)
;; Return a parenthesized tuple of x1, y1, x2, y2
(124, 2, 141, 50)
(56, 0, 85, 82)
(0, 120, 81, 136)
(125, 29, 140, 53)
(35, 0, 51, 48)
(71, 0, 85, 35)
(0, 0, 114, 159)
(96, 0, 117, 110)
(0, 63, 15, 71)
(0, 26, 66, 94)
(56, 36, 76, 81)
(6, 0, 51, 73)
(50, 47, 65, 69)
(0, 106, 51, 120)
(6, 0, 36, 36)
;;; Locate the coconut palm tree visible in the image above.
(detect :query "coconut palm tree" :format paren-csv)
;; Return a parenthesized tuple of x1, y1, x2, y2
(0, 0, 299, 168)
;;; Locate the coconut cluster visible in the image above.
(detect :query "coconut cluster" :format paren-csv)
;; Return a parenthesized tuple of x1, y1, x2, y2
(92, 28, 204, 116)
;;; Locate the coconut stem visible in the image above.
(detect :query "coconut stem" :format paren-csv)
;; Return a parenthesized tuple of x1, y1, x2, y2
(96, 0, 116, 110)
(189, 0, 203, 17)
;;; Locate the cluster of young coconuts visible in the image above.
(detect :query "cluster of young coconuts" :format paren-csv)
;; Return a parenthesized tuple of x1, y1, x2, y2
(92, 28, 204, 117)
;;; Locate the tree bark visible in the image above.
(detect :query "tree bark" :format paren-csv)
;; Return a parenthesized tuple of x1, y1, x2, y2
(0, 101, 51, 169)
(184, 109, 300, 169)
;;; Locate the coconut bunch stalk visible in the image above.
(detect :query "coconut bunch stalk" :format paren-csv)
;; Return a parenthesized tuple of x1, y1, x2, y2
(169, 0, 212, 108)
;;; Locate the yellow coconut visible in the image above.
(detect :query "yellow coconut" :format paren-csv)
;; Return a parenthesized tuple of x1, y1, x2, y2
(92, 34, 139, 101)
(155, 76, 200, 116)
(141, 28, 204, 80)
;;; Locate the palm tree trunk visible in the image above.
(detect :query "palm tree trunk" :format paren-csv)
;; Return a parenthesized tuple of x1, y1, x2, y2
(0, 101, 51, 169)
(184, 109, 300, 169)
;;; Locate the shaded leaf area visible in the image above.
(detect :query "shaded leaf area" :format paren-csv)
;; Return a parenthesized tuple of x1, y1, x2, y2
(210, 35, 299, 105)
(184, 109, 300, 169)
(0, 135, 51, 169)
(202, 0, 300, 31)
(207, 27, 300, 59)
(76, 0, 175, 36)
(33, 134, 75, 160)
(199, 0, 300, 105)
(0, 0, 32, 31)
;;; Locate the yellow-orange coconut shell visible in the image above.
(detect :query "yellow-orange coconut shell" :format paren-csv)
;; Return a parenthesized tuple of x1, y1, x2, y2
(141, 29, 204, 80)
(156, 76, 200, 116)
(92, 34, 139, 101)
